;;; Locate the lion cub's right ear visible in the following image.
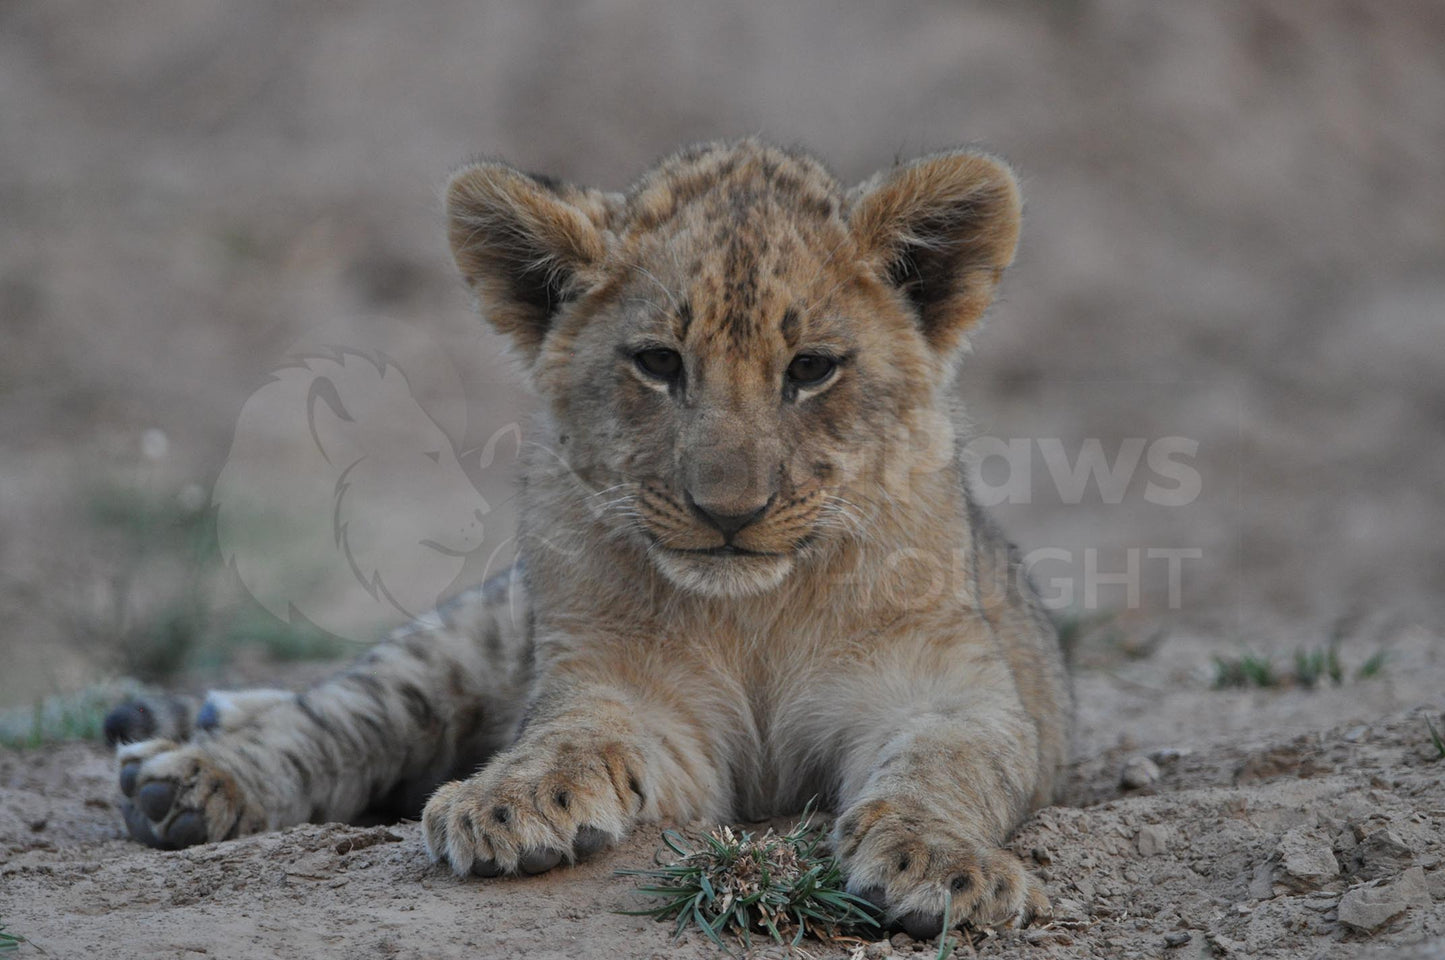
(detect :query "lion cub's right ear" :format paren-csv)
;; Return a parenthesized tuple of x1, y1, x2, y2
(445, 163, 616, 359)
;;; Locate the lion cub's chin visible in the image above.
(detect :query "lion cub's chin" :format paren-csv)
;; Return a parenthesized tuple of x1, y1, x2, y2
(651, 549, 796, 598)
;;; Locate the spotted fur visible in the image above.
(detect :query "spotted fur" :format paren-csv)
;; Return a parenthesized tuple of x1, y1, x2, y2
(112, 140, 1070, 935)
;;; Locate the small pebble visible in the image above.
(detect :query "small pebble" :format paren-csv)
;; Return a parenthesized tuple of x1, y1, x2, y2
(1356, 828, 1414, 880)
(1053, 897, 1087, 919)
(1338, 867, 1429, 932)
(1163, 931, 1191, 948)
(1120, 756, 1161, 790)
(1137, 825, 1170, 857)
(1275, 827, 1340, 890)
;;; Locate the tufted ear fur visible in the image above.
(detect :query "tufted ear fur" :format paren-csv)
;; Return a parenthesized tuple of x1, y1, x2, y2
(446, 163, 616, 359)
(849, 151, 1021, 356)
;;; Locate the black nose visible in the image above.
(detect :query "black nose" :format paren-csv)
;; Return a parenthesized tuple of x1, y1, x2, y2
(686, 494, 771, 539)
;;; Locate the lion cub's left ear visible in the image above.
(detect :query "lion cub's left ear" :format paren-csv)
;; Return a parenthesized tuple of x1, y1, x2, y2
(849, 151, 1021, 356)
(446, 162, 617, 361)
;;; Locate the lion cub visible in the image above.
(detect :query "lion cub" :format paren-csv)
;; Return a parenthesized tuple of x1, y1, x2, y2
(111, 140, 1069, 936)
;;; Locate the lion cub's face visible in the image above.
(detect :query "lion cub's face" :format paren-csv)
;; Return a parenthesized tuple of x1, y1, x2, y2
(447, 141, 1020, 597)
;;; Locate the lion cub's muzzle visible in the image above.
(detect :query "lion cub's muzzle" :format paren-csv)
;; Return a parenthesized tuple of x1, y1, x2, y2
(684, 491, 773, 542)
(633, 482, 827, 558)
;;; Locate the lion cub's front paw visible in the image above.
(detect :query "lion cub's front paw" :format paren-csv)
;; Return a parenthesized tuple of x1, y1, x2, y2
(115, 739, 265, 849)
(835, 797, 1049, 938)
(421, 736, 646, 877)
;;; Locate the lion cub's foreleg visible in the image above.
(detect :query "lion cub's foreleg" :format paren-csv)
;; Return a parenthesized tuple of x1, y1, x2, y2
(422, 653, 726, 876)
(829, 646, 1055, 937)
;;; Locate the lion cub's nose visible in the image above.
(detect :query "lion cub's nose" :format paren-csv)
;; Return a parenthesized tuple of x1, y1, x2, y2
(686, 492, 772, 540)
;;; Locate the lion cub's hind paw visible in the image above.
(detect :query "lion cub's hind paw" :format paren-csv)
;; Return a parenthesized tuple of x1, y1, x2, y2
(115, 740, 263, 849)
(103, 693, 200, 747)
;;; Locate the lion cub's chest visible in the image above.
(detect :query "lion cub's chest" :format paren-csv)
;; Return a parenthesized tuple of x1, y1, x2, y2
(691, 616, 860, 817)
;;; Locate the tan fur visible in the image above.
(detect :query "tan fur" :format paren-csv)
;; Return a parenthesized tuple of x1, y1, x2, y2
(111, 140, 1070, 934)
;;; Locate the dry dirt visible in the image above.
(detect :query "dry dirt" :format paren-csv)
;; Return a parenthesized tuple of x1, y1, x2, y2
(3, 0, 1444, 958)
(4, 624, 1445, 959)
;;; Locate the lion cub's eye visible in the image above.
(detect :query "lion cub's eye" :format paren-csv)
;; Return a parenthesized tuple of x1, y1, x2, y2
(785, 353, 836, 387)
(634, 348, 683, 381)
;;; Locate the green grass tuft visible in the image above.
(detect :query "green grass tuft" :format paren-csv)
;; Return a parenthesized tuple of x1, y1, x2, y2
(1053, 610, 1119, 661)
(1213, 652, 1277, 689)
(1327, 644, 1345, 685)
(620, 809, 879, 951)
(1293, 648, 1326, 689)
(1425, 716, 1445, 761)
(1355, 650, 1388, 680)
(1214, 643, 1388, 691)
(0, 681, 141, 750)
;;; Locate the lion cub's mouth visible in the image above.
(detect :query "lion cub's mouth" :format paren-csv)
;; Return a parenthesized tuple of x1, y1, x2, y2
(623, 485, 829, 595)
(666, 544, 784, 558)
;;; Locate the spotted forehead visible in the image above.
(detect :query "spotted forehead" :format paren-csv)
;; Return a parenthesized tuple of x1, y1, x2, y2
(618, 145, 857, 352)
(682, 226, 817, 351)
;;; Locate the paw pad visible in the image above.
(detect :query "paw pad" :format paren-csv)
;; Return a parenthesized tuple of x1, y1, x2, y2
(900, 911, 945, 940)
(119, 760, 141, 797)
(518, 848, 563, 875)
(136, 781, 178, 822)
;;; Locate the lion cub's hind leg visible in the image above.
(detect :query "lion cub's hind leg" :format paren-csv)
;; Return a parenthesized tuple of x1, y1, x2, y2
(111, 569, 534, 849)
(110, 690, 295, 848)
(103, 692, 199, 748)
(116, 735, 269, 849)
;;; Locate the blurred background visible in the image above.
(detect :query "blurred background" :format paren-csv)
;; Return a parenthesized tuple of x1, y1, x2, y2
(2, 0, 1443, 738)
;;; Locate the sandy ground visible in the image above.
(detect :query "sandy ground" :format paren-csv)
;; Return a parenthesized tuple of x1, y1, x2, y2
(4, 622, 1445, 959)
(2, 0, 1445, 957)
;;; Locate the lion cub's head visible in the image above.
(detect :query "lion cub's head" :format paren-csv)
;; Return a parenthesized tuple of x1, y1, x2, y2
(446, 140, 1020, 598)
